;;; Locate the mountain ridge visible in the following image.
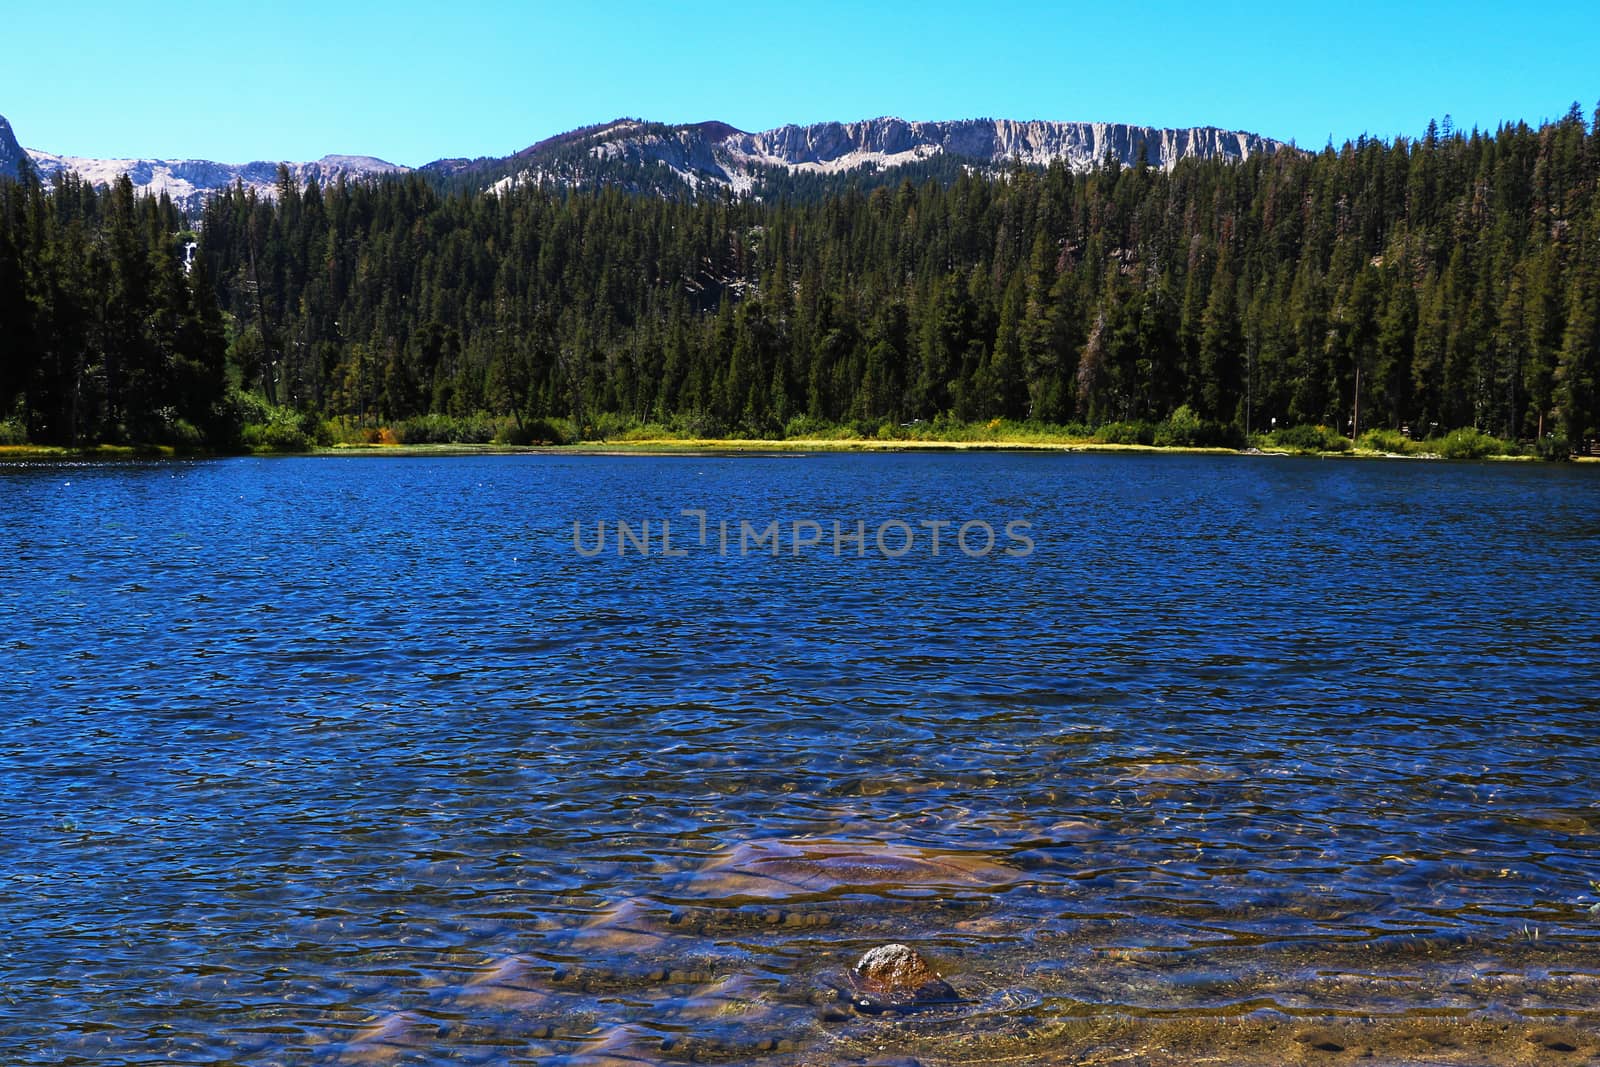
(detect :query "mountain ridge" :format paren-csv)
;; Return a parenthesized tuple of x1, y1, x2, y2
(20, 148, 407, 212)
(447, 116, 1290, 201)
(1, 112, 1291, 210)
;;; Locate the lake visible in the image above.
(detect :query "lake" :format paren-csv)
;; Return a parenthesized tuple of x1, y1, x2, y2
(2, 451, 1598, 1065)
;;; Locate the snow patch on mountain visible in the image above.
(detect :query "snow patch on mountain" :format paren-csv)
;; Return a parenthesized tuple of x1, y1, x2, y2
(20, 146, 407, 213)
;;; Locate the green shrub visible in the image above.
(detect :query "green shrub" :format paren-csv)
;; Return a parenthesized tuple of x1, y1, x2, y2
(1432, 427, 1509, 459)
(1095, 420, 1156, 445)
(1535, 433, 1572, 461)
(162, 418, 205, 449)
(781, 415, 825, 439)
(319, 418, 365, 446)
(670, 411, 727, 439)
(1153, 405, 1202, 447)
(300, 409, 332, 447)
(1152, 405, 1242, 448)
(732, 409, 782, 438)
(496, 421, 534, 446)
(0, 418, 28, 445)
(1358, 428, 1415, 453)
(587, 411, 635, 441)
(391, 414, 444, 444)
(227, 389, 274, 427)
(392, 413, 501, 444)
(1272, 424, 1351, 452)
(236, 394, 318, 452)
(498, 416, 573, 445)
(612, 421, 674, 441)
(241, 421, 313, 452)
(1210, 421, 1245, 448)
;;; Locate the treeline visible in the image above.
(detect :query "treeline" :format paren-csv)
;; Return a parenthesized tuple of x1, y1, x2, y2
(0, 169, 228, 445)
(196, 106, 1600, 450)
(4, 107, 1600, 452)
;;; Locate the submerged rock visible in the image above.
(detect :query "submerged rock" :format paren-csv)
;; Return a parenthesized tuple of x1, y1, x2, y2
(565, 1023, 660, 1066)
(674, 974, 776, 1022)
(448, 953, 555, 1010)
(684, 838, 1019, 902)
(846, 944, 958, 1013)
(341, 1010, 445, 1061)
(570, 897, 671, 953)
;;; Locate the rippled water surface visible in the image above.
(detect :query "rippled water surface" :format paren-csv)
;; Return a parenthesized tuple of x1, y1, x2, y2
(3, 452, 1599, 1065)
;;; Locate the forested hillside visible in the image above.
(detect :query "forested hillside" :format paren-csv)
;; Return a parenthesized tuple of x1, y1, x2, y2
(3, 107, 1599, 453)
(0, 170, 227, 446)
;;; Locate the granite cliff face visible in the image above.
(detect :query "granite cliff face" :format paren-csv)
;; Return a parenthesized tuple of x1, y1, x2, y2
(727, 117, 1277, 172)
(1, 111, 1289, 209)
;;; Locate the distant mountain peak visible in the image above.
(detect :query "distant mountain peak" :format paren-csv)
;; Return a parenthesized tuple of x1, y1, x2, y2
(313, 153, 403, 169)
(20, 146, 407, 212)
(0, 110, 408, 211)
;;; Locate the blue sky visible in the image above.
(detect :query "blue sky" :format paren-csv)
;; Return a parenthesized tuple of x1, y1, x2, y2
(4, 0, 1596, 165)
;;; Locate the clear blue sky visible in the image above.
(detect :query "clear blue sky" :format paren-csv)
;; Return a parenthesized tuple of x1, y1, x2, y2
(3, 0, 1596, 165)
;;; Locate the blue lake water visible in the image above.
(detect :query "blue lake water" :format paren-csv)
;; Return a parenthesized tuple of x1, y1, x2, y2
(2, 451, 1599, 1065)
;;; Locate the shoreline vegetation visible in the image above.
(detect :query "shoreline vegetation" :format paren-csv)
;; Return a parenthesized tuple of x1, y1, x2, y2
(4, 108, 1600, 471)
(2, 413, 1587, 462)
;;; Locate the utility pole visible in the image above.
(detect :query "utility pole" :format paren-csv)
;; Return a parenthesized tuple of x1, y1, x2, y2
(1246, 338, 1254, 437)
(247, 230, 278, 407)
(1352, 361, 1362, 442)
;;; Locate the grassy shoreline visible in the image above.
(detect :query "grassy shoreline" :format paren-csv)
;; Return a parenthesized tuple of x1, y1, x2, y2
(4, 438, 1588, 461)
(550, 437, 1569, 461)
(10, 403, 1573, 462)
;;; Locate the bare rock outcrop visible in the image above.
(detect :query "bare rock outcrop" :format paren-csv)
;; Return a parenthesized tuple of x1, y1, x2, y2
(846, 943, 958, 1012)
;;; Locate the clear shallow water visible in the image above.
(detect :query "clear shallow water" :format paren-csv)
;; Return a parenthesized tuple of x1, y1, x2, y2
(2, 451, 1599, 1066)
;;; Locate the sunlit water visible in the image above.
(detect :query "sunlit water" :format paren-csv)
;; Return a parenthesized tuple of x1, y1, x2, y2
(2, 452, 1598, 1066)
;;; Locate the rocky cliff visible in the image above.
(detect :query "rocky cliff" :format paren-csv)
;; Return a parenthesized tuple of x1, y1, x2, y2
(727, 117, 1277, 173)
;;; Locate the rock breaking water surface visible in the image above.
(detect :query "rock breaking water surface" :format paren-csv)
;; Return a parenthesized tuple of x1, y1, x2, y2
(1, 451, 1598, 1065)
